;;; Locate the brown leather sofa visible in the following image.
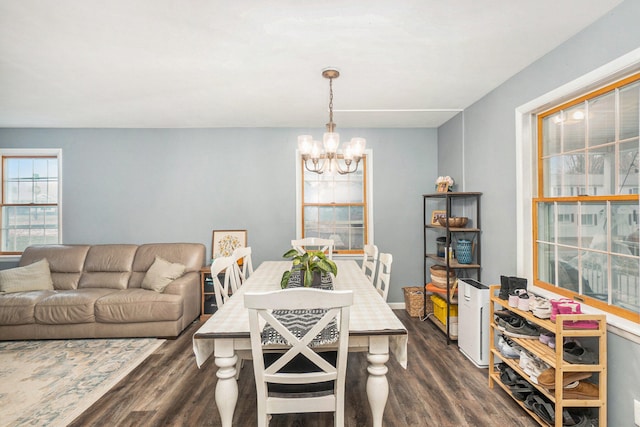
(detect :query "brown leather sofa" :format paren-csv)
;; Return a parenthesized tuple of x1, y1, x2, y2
(0, 243, 205, 340)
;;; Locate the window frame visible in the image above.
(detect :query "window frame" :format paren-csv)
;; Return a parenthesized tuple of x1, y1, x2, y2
(534, 74, 640, 323)
(295, 149, 373, 256)
(1, 148, 63, 255)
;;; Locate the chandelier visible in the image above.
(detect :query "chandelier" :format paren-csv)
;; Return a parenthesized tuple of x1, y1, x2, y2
(297, 68, 366, 175)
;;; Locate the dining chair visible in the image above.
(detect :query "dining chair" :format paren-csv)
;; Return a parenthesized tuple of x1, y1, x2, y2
(361, 244, 379, 284)
(244, 288, 353, 427)
(375, 253, 393, 302)
(291, 237, 334, 259)
(231, 246, 254, 284)
(210, 256, 240, 308)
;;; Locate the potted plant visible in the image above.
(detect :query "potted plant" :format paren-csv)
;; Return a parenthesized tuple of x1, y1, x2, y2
(280, 249, 338, 288)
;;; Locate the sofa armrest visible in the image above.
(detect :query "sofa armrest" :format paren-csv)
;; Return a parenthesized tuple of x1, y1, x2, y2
(163, 271, 200, 325)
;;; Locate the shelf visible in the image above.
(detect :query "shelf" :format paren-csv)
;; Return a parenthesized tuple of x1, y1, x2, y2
(425, 224, 481, 232)
(425, 254, 480, 269)
(488, 284, 607, 427)
(428, 314, 458, 340)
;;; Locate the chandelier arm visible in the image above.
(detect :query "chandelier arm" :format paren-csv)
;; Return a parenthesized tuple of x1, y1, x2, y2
(304, 158, 325, 174)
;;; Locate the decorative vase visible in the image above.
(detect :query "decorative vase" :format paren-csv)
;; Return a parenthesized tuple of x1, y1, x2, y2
(456, 239, 473, 264)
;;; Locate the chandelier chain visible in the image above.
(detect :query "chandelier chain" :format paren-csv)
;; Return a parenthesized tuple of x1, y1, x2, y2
(328, 77, 334, 126)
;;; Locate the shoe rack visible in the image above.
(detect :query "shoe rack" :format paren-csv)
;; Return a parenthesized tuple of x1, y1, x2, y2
(488, 285, 607, 427)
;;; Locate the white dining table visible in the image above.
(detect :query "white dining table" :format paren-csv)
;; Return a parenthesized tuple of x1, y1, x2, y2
(192, 260, 408, 427)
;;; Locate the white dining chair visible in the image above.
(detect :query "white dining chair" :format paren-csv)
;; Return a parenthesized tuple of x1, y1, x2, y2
(245, 288, 353, 427)
(291, 237, 334, 259)
(375, 253, 393, 302)
(210, 256, 240, 308)
(231, 246, 254, 284)
(361, 244, 379, 284)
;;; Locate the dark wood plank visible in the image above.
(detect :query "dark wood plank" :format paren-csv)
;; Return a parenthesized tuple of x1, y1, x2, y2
(69, 310, 537, 427)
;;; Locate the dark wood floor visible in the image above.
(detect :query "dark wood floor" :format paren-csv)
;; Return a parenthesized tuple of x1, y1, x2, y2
(69, 310, 537, 427)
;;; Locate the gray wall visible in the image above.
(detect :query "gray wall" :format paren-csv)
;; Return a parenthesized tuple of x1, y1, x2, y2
(437, 1, 640, 425)
(0, 127, 437, 304)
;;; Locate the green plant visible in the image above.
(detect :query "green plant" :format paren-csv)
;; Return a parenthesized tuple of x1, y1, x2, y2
(280, 249, 338, 288)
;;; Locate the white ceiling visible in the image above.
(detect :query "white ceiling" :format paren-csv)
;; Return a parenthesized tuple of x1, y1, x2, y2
(0, 0, 624, 128)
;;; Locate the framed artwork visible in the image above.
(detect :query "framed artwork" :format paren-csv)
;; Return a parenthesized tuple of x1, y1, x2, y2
(212, 230, 247, 259)
(431, 210, 446, 226)
(437, 182, 450, 193)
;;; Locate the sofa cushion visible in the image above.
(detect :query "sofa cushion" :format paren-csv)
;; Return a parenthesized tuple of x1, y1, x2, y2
(20, 245, 90, 290)
(0, 259, 54, 294)
(0, 290, 56, 325)
(129, 243, 205, 288)
(95, 289, 183, 323)
(141, 256, 186, 292)
(35, 288, 118, 325)
(78, 245, 137, 290)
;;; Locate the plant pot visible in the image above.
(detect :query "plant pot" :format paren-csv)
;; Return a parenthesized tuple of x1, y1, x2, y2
(287, 269, 333, 290)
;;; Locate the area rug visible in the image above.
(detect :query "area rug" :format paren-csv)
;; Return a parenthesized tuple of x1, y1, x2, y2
(0, 338, 165, 427)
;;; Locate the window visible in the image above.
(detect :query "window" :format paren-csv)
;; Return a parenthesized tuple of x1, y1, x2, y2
(297, 152, 372, 254)
(1, 150, 61, 254)
(535, 74, 640, 322)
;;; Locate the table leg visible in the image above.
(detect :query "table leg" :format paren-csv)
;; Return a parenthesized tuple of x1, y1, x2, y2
(215, 339, 238, 427)
(366, 336, 389, 427)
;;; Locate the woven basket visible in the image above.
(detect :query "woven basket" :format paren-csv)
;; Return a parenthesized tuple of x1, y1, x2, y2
(403, 286, 426, 317)
(430, 265, 455, 278)
(437, 217, 468, 228)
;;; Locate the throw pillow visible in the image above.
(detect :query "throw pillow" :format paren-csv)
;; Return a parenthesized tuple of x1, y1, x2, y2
(0, 258, 54, 293)
(141, 256, 186, 293)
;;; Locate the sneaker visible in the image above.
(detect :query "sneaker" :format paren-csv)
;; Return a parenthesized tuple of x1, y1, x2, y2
(539, 331, 555, 346)
(508, 291, 519, 308)
(557, 302, 599, 329)
(550, 298, 573, 322)
(529, 296, 552, 319)
(504, 318, 540, 339)
(563, 340, 598, 365)
(516, 290, 530, 311)
(498, 335, 522, 358)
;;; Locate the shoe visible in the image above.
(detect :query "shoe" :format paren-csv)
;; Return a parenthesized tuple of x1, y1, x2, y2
(509, 276, 527, 297)
(508, 291, 519, 308)
(529, 296, 552, 319)
(539, 331, 555, 346)
(563, 341, 598, 365)
(498, 364, 521, 386)
(498, 336, 521, 358)
(557, 302, 599, 329)
(524, 358, 550, 384)
(508, 379, 535, 401)
(563, 380, 599, 399)
(504, 318, 540, 339)
(499, 275, 510, 300)
(550, 298, 573, 322)
(517, 290, 530, 311)
(537, 367, 592, 389)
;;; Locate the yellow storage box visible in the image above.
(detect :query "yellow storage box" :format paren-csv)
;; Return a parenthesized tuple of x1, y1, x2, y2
(430, 294, 458, 325)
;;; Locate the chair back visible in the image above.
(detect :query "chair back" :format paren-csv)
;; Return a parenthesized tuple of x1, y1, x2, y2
(210, 256, 240, 308)
(244, 288, 353, 426)
(231, 246, 254, 283)
(375, 253, 393, 302)
(291, 237, 334, 259)
(361, 244, 379, 284)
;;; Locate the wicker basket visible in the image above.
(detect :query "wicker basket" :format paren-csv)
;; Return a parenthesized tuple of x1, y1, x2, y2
(403, 286, 427, 317)
(437, 217, 468, 228)
(430, 265, 455, 278)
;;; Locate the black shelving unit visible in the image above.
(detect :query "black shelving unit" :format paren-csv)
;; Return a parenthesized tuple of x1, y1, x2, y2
(423, 192, 482, 344)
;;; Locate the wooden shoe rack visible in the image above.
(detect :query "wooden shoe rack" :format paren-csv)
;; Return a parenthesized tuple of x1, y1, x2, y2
(488, 285, 607, 427)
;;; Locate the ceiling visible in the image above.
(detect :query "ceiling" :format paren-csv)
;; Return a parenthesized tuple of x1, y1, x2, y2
(0, 0, 624, 129)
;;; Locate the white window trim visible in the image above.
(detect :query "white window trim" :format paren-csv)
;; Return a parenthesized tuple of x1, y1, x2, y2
(295, 149, 374, 256)
(515, 47, 640, 340)
(0, 148, 63, 258)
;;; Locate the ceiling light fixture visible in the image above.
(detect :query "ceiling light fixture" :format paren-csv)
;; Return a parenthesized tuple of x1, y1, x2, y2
(297, 68, 366, 175)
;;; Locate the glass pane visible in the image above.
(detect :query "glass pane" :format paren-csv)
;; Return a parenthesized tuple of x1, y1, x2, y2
(537, 242, 554, 284)
(557, 246, 579, 292)
(557, 203, 578, 246)
(580, 203, 606, 251)
(537, 202, 555, 242)
(620, 81, 640, 140)
(543, 113, 562, 155)
(303, 206, 318, 227)
(349, 226, 365, 250)
(562, 153, 586, 196)
(587, 144, 615, 196)
(1, 206, 58, 252)
(588, 92, 615, 146)
(543, 156, 561, 197)
(618, 140, 639, 195)
(581, 250, 608, 300)
(611, 201, 639, 256)
(564, 103, 586, 152)
(304, 180, 319, 203)
(611, 254, 640, 312)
